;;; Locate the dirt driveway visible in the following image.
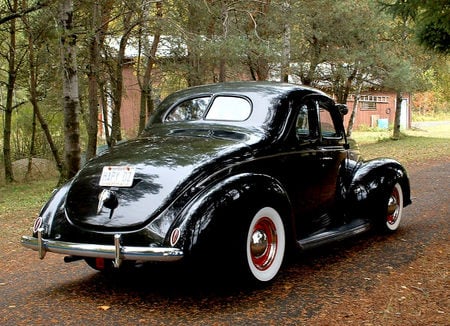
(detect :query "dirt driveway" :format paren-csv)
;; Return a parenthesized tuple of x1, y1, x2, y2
(0, 159, 448, 325)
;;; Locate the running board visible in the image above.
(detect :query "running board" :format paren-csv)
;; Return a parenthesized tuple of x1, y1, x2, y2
(297, 219, 371, 250)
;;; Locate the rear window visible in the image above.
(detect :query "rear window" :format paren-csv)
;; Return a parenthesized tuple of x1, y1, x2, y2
(165, 96, 251, 122)
(205, 96, 251, 121)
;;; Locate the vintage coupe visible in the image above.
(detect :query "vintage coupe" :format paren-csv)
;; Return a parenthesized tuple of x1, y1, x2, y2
(22, 82, 411, 283)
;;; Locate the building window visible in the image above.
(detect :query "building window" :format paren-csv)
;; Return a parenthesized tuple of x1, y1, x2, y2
(359, 95, 389, 103)
(350, 94, 389, 111)
(360, 101, 377, 111)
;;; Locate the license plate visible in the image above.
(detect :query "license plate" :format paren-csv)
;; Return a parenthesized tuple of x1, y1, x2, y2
(99, 166, 136, 187)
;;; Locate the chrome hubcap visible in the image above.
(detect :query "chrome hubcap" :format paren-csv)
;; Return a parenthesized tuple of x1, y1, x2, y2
(251, 230, 268, 258)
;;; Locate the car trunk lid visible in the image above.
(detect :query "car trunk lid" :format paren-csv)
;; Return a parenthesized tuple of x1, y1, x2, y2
(64, 131, 253, 232)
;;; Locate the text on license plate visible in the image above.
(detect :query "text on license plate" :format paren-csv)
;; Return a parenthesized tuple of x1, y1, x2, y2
(99, 166, 136, 187)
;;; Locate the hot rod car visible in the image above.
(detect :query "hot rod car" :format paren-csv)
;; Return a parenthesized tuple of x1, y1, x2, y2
(21, 82, 411, 283)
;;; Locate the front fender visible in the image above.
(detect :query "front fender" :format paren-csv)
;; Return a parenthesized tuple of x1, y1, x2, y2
(168, 173, 293, 256)
(347, 158, 411, 218)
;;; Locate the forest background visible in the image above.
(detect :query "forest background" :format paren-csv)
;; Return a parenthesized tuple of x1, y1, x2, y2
(0, 0, 449, 185)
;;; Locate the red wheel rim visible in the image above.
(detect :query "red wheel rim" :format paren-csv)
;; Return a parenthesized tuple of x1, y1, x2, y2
(250, 217, 277, 271)
(387, 186, 400, 225)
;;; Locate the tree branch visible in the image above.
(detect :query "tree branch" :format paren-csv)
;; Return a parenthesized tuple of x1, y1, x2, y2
(0, 1, 50, 25)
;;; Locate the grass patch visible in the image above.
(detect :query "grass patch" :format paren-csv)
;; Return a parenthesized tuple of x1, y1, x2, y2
(412, 112, 450, 122)
(352, 124, 450, 166)
(0, 178, 58, 215)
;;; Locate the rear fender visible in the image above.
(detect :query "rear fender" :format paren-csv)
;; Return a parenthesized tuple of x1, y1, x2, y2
(32, 181, 72, 238)
(168, 173, 293, 256)
(347, 158, 411, 218)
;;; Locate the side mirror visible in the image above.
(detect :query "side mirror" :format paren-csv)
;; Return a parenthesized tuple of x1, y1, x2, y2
(336, 104, 348, 116)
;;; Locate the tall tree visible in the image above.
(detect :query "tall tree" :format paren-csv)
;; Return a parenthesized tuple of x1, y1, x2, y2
(280, 0, 291, 82)
(59, 0, 81, 180)
(136, 0, 162, 133)
(82, 0, 114, 160)
(22, 0, 64, 176)
(84, 1, 101, 162)
(102, 1, 142, 146)
(375, 10, 427, 139)
(2, 0, 20, 183)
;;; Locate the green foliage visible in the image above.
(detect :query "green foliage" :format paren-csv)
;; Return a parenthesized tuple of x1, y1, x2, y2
(412, 58, 450, 116)
(381, 0, 450, 54)
(1, 0, 449, 184)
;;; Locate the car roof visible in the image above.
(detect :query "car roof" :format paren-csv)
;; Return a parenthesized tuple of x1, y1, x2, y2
(148, 81, 332, 132)
(167, 81, 328, 98)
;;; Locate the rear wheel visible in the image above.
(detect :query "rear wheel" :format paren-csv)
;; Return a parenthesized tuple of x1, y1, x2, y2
(245, 207, 286, 282)
(382, 183, 404, 232)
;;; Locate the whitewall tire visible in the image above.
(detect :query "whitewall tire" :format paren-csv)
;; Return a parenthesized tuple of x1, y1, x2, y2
(384, 183, 404, 232)
(246, 207, 285, 282)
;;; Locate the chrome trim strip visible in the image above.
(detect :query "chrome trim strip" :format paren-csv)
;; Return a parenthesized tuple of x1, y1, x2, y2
(21, 235, 184, 262)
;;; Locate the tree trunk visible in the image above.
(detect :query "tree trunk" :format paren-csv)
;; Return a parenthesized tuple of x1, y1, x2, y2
(85, 1, 101, 162)
(280, 0, 291, 83)
(336, 66, 357, 104)
(95, 1, 113, 146)
(21, 0, 63, 179)
(3, 0, 18, 184)
(35, 105, 64, 174)
(99, 82, 111, 146)
(110, 43, 125, 145)
(110, 11, 135, 145)
(25, 15, 37, 179)
(22, 8, 64, 176)
(138, 1, 162, 134)
(302, 28, 322, 86)
(26, 111, 37, 180)
(392, 91, 402, 140)
(59, 0, 81, 180)
(347, 85, 362, 137)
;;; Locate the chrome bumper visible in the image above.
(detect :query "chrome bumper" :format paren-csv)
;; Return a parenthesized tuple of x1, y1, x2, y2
(21, 229, 184, 268)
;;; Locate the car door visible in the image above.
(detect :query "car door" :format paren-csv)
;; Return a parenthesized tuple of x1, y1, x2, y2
(276, 96, 328, 237)
(290, 96, 347, 236)
(315, 100, 348, 216)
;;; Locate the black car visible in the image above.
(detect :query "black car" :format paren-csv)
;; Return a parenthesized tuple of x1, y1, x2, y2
(22, 81, 411, 283)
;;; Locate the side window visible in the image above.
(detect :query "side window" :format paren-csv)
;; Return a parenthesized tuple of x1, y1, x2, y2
(319, 105, 341, 139)
(296, 104, 310, 137)
(296, 101, 319, 141)
(165, 97, 210, 122)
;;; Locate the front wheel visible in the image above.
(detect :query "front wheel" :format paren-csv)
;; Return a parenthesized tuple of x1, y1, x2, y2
(245, 207, 286, 282)
(382, 183, 404, 232)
